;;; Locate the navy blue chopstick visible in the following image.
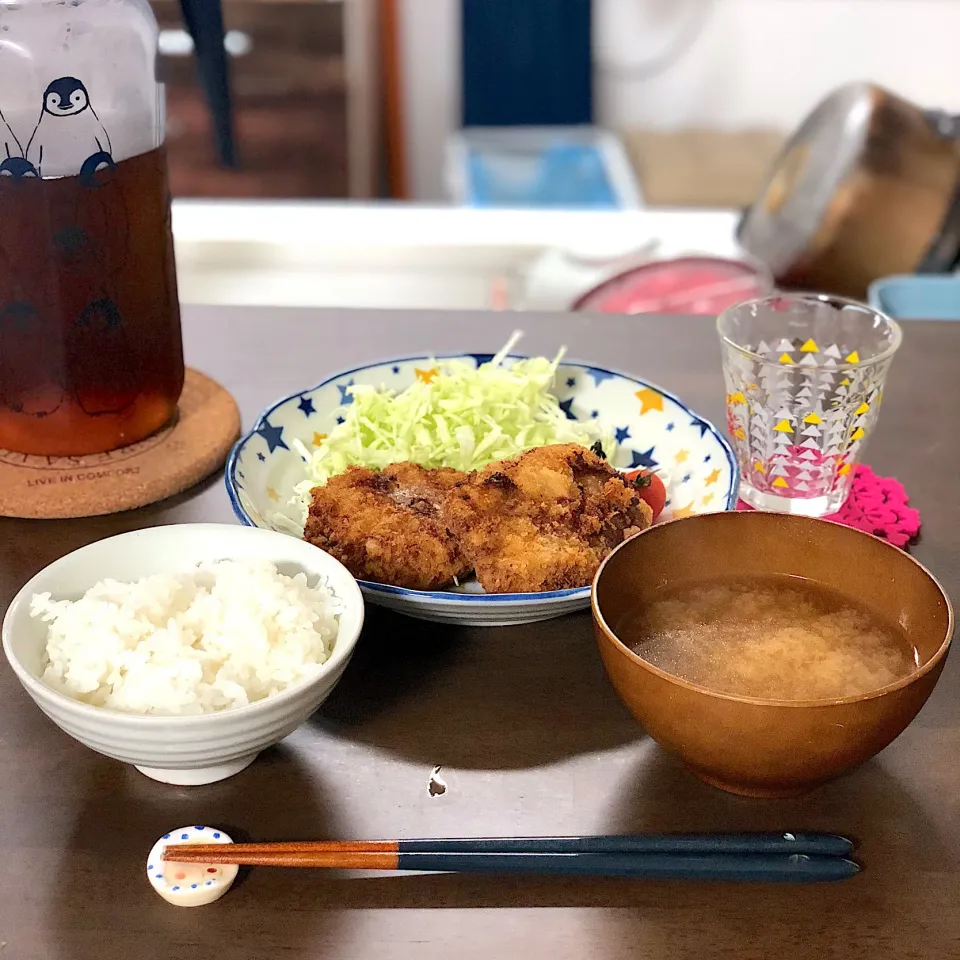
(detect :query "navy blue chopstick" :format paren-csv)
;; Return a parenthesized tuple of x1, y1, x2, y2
(393, 852, 859, 883)
(398, 833, 854, 858)
(165, 833, 860, 883)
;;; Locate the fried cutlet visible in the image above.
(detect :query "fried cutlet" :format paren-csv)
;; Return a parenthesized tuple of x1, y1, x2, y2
(443, 443, 653, 594)
(304, 462, 471, 590)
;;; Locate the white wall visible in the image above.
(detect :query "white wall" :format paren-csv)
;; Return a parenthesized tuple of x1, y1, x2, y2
(398, 0, 461, 202)
(595, 0, 960, 130)
(399, 0, 960, 201)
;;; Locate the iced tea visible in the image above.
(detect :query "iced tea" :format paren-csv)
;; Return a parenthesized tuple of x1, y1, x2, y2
(0, 146, 183, 456)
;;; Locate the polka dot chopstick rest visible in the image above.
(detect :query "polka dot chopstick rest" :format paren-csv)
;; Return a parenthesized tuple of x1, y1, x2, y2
(148, 825, 238, 907)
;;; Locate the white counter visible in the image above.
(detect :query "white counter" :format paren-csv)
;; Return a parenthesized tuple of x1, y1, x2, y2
(171, 201, 741, 311)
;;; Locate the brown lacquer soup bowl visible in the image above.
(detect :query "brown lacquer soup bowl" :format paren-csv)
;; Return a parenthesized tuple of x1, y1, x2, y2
(591, 512, 953, 797)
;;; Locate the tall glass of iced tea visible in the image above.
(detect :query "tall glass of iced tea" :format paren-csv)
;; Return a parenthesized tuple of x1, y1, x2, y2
(0, 0, 183, 456)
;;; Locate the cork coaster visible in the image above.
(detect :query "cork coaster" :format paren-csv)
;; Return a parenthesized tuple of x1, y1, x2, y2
(0, 369, 240, 519)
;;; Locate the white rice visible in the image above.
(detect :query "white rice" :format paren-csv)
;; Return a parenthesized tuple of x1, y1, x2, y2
(31, 559, 342, 716)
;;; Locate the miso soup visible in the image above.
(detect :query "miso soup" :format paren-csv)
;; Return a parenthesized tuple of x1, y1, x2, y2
(616, 574, 918, 701)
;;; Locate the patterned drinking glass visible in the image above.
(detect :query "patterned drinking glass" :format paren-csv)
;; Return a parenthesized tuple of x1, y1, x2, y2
(717, 294, 902, 516)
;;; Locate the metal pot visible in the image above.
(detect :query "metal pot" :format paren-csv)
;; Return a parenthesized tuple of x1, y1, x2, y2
(737, 83, 960, 300)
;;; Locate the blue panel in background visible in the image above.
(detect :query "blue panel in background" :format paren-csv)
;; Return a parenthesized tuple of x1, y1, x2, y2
(466, 141, 618, 208)
(461, 0, 593, 127)
(868, 275, 960, 320)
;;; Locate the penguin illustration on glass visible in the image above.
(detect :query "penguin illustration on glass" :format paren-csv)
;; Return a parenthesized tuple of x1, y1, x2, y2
(50, 150, 129, 280)
(67, 296, 137, 416)
(0, 110, 45, 311)
(77, 150, 130, 274)
(0, 108, 38, 179)
(0, 294, 65, 418)
(26, 77, 112, 178)
(0, 108, 17, 155)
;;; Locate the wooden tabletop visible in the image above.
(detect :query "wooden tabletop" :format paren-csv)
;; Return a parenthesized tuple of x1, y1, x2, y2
(1, 308, 957, 960)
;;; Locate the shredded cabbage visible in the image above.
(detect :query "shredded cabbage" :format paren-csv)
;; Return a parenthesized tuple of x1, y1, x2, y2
(289, 331, 614, 516)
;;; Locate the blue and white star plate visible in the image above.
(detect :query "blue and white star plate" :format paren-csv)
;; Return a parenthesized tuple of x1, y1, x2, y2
(225, 354, 738, 626)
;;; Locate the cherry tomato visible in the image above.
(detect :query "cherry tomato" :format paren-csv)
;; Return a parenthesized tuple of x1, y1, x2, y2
(624, 468, 667, 520)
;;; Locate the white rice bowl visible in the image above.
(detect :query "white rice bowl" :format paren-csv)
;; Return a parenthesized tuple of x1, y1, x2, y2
(32, 559, 343, 716)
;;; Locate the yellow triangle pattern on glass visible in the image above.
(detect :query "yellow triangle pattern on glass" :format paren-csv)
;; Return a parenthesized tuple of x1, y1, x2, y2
(779, 353, 794, 364)
(803, 412, 822, 425)
(854, 402, 870, 415)
(845, 351, 860, 363)
(851, 427, 866, 440)
(800, 338, 819, 352)
(838, 463, 851, 476)
(772, 477, 789, 489)
(840, 377, 851, 386)
(774, 419, 793, 433)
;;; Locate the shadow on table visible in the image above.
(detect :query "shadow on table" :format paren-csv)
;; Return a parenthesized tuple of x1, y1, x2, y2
(312, 605, 645, 770)
(46, 745, 351, 960)
(272, 747, 948, 917)
(0, 472, 223, 598)
(603, 747, 950, 858)
(576, 749, 956, 960)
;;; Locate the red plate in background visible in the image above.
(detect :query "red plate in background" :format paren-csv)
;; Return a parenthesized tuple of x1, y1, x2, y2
(573, 255, 773, 315)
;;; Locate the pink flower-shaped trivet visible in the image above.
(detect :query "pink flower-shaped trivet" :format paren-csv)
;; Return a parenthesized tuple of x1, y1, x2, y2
(736, 465, 921, 549)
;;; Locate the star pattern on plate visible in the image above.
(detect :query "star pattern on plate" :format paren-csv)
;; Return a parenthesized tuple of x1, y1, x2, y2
(256, 452, 266, 462)
(587, 367, 617, 387)
(336, 416, 345, 425)
(689, 418, 710, 438)
(392, 366, 400, 374)
(705, 468, 721, 485)
(635, 388, 664, 415)
(615, 425, 631, 443)
(312, 432, 327, 446)
(297, 396, 316, 417)
(337, 380, 355, 405)
(266, 487, 280, 503)
(629, 447, 658, 469)
(672, 502, 695, 518)
(559, 398, 576, 420)
(255, 420, 288, 454)
(415, 367, 438, 384)
(566, 377, 576, 388)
